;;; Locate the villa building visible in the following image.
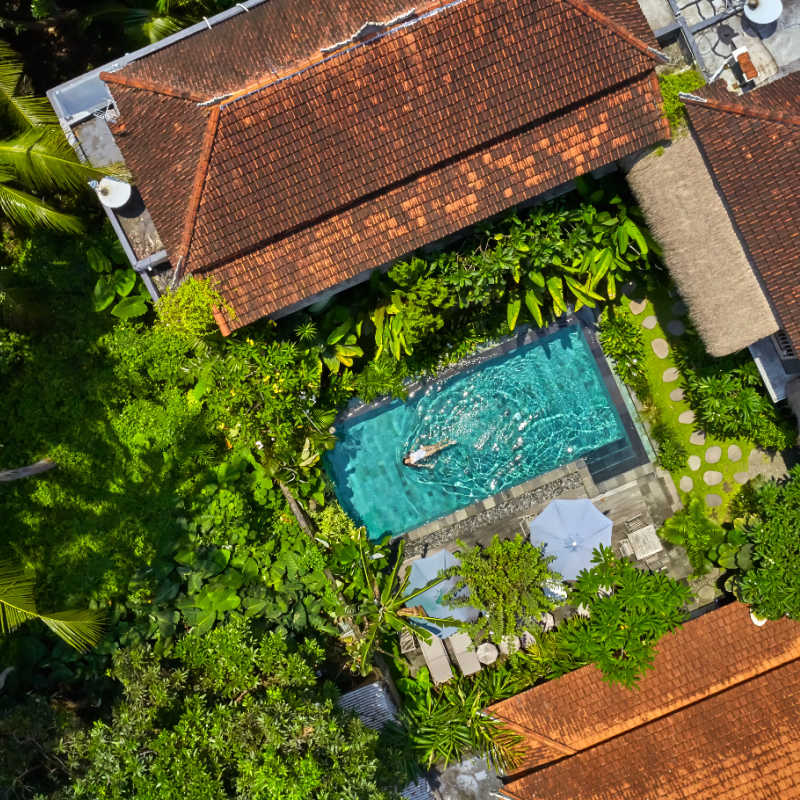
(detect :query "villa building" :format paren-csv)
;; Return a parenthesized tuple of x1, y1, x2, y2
(490, 601, 800, 799)
(627, 72, 800, 403)
(48, 0, 670, 335)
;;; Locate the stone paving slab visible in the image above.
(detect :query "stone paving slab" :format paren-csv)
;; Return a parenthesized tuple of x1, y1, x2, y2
(669, 388, 684, 402)
(652, 338, 669, 359)
(688, 455, 701, 471)
(629, 299, 647, 315)
(690, 431, 706, 446)
(728, 445, 742, 462)
(662, 367, 679, 382)
(734, 471, 750, 484)
(678, 410, 695, 424)
(705, 446, 722, 463)
(703, 470, 723, 486)
(705, 493, 722, 507)
(642, 315, 658, 329)
(679, 476, 693, 492)
(666, 319, 685, 336)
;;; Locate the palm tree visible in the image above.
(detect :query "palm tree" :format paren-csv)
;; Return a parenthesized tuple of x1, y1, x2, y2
(0, 42, 121, 233)
(346, 536, 459, 675)
(0, 560, 104, 651)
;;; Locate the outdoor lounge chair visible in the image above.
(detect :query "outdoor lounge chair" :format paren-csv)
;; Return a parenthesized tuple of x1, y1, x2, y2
(445, 632, 481, 676)
(420, 635, 454, 684)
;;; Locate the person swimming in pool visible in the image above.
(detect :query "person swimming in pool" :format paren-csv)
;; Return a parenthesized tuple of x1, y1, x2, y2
(403, 441, 456, 469)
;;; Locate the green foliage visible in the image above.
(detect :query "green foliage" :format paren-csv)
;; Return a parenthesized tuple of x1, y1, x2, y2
(721, 467, 800, 620)
(0, 327, 29, 375)
(673, 330, 795, 450)
(597, 305, 650, 402)
(560, 546, 691, 687)
(155, 275, 232, 343)
(650, 418, 688, 472)
(658, 69, 705, 133)
(443, 535, 557, 641)
(87, 235, 150, 319)
(395, 666, 523, 772)
(54, 618, 403, 800)
(336, 535, 457, 675)
(0, 560, 104, 651)
(0, 43, 117, 232)
(658, 495, 725, 575)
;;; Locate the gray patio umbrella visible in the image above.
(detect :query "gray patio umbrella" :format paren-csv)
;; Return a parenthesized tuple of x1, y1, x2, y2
(405, 549, 478, 638)
(529, 498, 612, 580)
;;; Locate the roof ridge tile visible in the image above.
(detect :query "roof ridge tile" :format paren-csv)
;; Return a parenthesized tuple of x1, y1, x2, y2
(178, 104, 221, 264)
(560, 0, 668, 64)
(682, 88, 800, 128)
(99, 70, 207, 103)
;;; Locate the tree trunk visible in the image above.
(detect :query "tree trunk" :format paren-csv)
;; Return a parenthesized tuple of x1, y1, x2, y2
(0, 458, 56, 482)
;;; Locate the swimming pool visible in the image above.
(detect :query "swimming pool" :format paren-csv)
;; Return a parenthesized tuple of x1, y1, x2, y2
(327, 325, 637, 539)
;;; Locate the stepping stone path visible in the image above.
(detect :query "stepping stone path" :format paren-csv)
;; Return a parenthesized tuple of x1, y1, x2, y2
(705, 493, 722, 507)
(662, 367, 679, 382)
(728, 444, 742, 462)
(734, 472, 750, 484)
(652, 338, 669, 359)
(703, 470, 723, 486)
(690, 431, 706, 446)
(688, 455, 702, 471)
(678, 410, 695, 424)
(672, 300, 688, 316)
(670, 388, 684, 402)
(705, 446, 722, 464)
(642, 315, 658, 330)
(679, 476, 694, 492)
(667, 319, 685, 336)
(629, 299, 647, 315)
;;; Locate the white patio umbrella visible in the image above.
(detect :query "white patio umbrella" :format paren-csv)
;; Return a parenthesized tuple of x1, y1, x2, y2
(529, 498, 612, 580)
(406, 549, 478, 638)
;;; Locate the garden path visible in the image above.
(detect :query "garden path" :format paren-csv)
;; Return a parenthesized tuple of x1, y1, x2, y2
(624, 284, 790, 519)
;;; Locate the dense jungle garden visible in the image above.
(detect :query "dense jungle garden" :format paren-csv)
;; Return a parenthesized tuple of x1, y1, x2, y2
(1, 8, 799, 799)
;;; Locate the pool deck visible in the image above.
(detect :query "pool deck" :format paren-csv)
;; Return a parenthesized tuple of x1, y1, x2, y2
(404, 457, 688, 578)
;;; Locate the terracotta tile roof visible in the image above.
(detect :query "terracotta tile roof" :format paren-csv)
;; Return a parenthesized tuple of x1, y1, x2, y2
(116, 0, 420, 99)
(101, 0, 668, 331)
(683, 74, 800, 353)
(490, 602, 800, 799)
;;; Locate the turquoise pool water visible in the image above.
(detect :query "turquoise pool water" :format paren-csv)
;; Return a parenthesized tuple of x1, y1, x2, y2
(327, 326, 631, 539)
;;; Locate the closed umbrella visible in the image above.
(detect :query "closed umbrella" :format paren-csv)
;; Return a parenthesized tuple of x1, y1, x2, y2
(406, 549, 478, 638)
(529, 498, 612, 580)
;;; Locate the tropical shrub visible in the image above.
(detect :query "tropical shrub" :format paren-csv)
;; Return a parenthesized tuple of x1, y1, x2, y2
(597, 305, 650, 402)
(719, 467, 800, 620)
(673, 329, 795, 450)
(559, 546, 691, 687)
(650, 418, 688, 472)
(657, 68, 706, 133)
(658, 495, 725, 575)
(443, 535, 558, 641)
(54, 618, 405, 800)
(394, 666, 523, 772)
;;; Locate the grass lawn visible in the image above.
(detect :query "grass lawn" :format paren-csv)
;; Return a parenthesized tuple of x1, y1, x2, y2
(618, 285, 754, 523)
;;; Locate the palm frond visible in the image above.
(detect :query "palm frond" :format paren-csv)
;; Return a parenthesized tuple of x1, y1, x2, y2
(0, 129, 113, 194)
(0, 175, 84, 233)
(0, 42, 58, 129)
(0, 561, 104, 651)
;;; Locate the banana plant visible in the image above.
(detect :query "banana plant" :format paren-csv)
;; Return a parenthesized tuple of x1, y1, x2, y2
(370, 296, 412, 360)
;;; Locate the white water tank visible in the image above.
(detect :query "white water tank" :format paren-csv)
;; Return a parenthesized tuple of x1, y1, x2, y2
(96, 177, 132, 209)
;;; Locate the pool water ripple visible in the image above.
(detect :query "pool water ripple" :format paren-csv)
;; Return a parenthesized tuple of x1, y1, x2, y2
(326, 326, 628, 538)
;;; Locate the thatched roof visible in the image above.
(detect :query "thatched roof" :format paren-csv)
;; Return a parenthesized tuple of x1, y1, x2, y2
(626, 134, 778, 357)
